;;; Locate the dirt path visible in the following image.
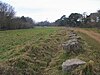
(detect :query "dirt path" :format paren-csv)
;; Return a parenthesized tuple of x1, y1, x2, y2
(75, 28, 100, 43)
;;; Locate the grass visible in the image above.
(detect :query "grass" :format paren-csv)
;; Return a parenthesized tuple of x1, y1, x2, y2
(76, 31, 100, 74)
(0, 27, 69, 75)
(0, 27, 58, 52)
(0, 27, 100, 75)
(0, 27, 59, 60)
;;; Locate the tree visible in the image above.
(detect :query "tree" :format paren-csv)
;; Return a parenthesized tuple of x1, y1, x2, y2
(55, 15, 69, 26)
(0, 1, 15, 30)
(21, 16, 27, 22)
(97, 10, 100, 22)
(96, 10, 100, 28)
(68, 13, 82, 27)
(12, 16, 34, 29)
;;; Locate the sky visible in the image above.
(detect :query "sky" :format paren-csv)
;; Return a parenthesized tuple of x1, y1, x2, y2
(1, 0, 100, 22)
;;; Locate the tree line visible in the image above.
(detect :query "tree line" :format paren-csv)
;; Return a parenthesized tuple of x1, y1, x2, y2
(0, 1, 34, 30)
(0, 1, 100, 30)
(35, 11, 100, 28)
(54, 11, 100, 28)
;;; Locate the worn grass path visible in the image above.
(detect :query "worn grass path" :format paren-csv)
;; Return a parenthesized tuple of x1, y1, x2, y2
(75, 28, 100, 43)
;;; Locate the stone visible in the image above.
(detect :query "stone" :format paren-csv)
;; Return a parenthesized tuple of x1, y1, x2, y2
(62, 39, 82, 54)
(68, 32, 77, 37)
(68, 31, 81, 40)
(62, 58, 86, 72)
(62, 29, 83, 54)
(69, 35, 81, 40)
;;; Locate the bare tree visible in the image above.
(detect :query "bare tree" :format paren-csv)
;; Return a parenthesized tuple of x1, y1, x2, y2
(0, 1, 15, 30)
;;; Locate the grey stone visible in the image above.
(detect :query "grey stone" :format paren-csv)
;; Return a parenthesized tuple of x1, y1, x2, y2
(69, 35, 81, 40)
(62, 30, 83, 54)
(68, 32, 77, 37)
(62, 58, 86, 72)
(68, 31, 81, 40)
(62, 39, 82, 54)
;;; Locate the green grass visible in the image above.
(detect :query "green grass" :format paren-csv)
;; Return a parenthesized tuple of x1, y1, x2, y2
(76, 31, 100, 74)
(0, 27, 69, 75)
(0, 27, 58, 52)
(0, 27, 59, 60)
(0, 27, 100, 75)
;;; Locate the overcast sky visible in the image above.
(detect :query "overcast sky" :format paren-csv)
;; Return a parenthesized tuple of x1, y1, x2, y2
(1, 0, 100, 22)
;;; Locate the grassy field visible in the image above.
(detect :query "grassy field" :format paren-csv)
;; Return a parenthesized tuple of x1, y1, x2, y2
(0, 27, 100, 75)
(0, 27, 58, 52)
(0, 27, 69, 75)
(76, 29, 100, 74)
(0, 27, 60, 60)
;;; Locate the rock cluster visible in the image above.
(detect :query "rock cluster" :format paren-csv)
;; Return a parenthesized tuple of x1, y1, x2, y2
(62, 29, 86, 73)
(62, 30, 82, 54)
(62, 39, 82, 54)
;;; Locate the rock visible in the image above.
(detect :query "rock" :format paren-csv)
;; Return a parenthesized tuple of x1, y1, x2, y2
(68, 32, 77, 37)
(62, 59, 86, 72)
(69, 29, 74, 32)
(62, 39, 82, 54)
(68, 31, 81, 40)
(62, 30, 83, 54)
(69, 35, 81, 40)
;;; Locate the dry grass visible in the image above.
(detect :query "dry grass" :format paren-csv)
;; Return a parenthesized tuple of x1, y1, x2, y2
(0, 27, 69, 75)
(0, 27, 100, 75)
